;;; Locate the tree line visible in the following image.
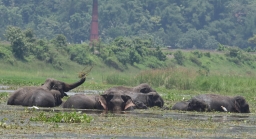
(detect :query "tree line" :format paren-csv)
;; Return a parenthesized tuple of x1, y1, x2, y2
(1, 0, 256, 49)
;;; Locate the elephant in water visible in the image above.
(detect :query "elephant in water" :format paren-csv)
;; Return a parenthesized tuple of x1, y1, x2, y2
(172, 94, 250, 113)
(7, 77, 86, 107)
(126, 91, 164, 109)
(63, 93, 135, 111)
(62, 94, 107, 110)
(103, 83, 164, 109)
(63, 83, 163, 111)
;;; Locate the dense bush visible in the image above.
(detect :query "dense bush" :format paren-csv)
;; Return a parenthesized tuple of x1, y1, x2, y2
(190, 56, 202, 66)
(174, 51, 185, 65)
(67, 44, 93, 65)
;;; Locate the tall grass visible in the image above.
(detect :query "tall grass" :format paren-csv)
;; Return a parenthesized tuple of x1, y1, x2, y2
(105, 67, 256, 94)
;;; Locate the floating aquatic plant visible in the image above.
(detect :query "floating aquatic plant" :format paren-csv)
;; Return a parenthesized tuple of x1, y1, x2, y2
(30, 112, 93, 123)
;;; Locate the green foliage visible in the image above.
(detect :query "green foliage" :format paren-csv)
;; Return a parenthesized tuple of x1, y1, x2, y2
(116, 51, 130, 65)
(248, 34, 256, 45)
(144, 57, 165, 69)
(52, 34, 67, 48)
(153, 47, 167, 61)
(30, 112, 93, 123)
(129, 49, 142, 65)
(204, 52, 211, 58)
(177, 29, 218, 49)
(67, 44, 93, 65)
(0, 44, 14, 64)
(174, 51, 185, 65)
(228, 47, 241, 58)
(192, 51, 203, 58)
(30, 39, 49, 61)
(4, 26, 28, 59)
(190, 56, 202, 66)
(105, 74, 131, 85)
(217, 43, 226, 51)
(105, 56, 125, 71)
(0, 0, 256, 49)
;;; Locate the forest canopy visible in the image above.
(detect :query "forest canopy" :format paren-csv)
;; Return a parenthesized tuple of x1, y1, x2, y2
(1, 0, 256, 49)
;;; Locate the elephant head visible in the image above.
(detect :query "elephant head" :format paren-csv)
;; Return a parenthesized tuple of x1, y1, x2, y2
(233, 96, 250, 113)
(101, 94, 135, 111)
(133, 83, 156, 93)
(146, 92, 164, 108)
(187, 98, 209, 112)
(42, 77, 86, 97)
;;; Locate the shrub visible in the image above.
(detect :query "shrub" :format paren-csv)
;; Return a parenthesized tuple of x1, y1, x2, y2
(174, 51, 185, 65)
(105, 56, 125, 71)
(190, 56, 202, 66)
(68, 44, 93, 65)
(204, 52, 211, 57)
(144, 57, 165, 69)
(192, 50, 203, 58)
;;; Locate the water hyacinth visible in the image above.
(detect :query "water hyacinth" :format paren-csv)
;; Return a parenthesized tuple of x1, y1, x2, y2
(30, 112, 93, 123)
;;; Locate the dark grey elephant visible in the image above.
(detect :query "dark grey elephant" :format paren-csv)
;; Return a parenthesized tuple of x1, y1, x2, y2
(172, 94, 250, 113)
(127, 91, 164, 109)
(101, 92, 135, 111)
(62, 94, 107, 110)
(63, 93, 135, 111)
(7, 77, 86, 107)
(103, 83, 164, 109)
(172, 101, 190, 111)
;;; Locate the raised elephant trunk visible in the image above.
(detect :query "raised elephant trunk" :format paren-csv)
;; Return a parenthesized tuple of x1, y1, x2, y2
(63, 77, 86, 92)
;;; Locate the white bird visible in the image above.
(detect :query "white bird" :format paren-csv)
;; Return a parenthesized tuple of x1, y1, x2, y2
(28, 106, 39, 110)
(221, 106, 227, 112)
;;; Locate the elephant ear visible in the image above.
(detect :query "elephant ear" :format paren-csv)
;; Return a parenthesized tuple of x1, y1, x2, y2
(146, 94, 154, 106)
(98, 95, 108, 110)
(233, 96, 245, 113)
(121, 95, 135, 110)
(101, 94, 114, 102)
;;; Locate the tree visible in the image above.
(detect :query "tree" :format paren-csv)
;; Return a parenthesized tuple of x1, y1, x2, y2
(53, 34, 67, 48)
(4, 26, 28, 59)
(174, 51, 185, 65)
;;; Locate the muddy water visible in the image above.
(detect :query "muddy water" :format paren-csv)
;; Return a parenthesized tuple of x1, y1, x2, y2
(0, 89, 256, 138)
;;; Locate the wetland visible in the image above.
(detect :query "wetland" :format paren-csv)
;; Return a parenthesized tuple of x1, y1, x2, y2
(0, 88, 256, 138)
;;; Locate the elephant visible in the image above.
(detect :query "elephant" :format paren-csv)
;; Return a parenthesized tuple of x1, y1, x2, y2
(172, 101, 190, 111)
(63, 93, 135, 111)
(62, 94, 107, 110)
(102, 93, 135, 111)
(126, 91, 164, 109)
(172, 94, 250, 113)
(103, 85, 164, 109)
(7, 77, 86, 107)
